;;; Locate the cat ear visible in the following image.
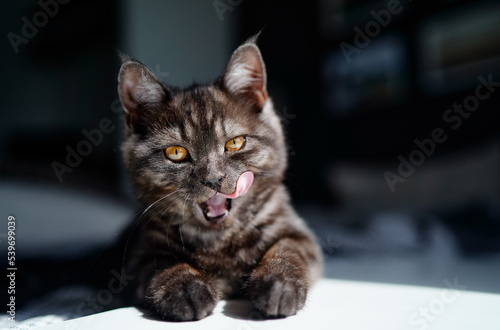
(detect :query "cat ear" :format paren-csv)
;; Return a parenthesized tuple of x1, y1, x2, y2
(222, 36, 268, 109)
(117, 58, 168, 130)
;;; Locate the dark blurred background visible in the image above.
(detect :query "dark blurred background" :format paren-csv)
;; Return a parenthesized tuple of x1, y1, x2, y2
(1, 0, 499, 322)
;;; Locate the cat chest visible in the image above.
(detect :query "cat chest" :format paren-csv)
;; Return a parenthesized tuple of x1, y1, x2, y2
(193, 246, 260, 273)
(191, 246, 263, 297)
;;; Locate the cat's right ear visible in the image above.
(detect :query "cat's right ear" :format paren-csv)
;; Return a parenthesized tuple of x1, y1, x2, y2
(221, 36, 268, 110)
(117, 59, 168, 130)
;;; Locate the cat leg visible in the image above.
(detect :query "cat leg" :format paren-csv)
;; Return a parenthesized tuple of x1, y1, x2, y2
(143, 263, 218, 321)
(247, 236, 320, 318)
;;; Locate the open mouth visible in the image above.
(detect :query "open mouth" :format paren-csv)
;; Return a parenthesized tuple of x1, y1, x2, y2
(200, 193, 232, 222)
(199, 171, 254, 223)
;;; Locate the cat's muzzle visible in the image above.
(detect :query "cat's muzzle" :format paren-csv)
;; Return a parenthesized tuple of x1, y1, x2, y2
(199, 171, 254, 223)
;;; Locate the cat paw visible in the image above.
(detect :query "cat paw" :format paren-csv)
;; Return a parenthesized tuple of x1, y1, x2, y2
(248, 274, 307, 318)
(145, 268, 218, 321)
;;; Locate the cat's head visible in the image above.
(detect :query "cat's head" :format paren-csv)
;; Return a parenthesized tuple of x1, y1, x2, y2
(118, 37, 287, 230)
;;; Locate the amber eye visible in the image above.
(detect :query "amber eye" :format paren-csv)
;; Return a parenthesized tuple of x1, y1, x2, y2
(225, 136, 246, 151)
(164, 146, 188, 162)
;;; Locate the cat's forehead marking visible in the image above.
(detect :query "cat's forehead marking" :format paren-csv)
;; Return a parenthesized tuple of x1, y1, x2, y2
(166, 86, 258, 145)
(213, 118, 226, 139)
(223, 117, 247, 138)
(186, 88, 225, 139)
(183, 120, 196, 140)
(202, 88, 221, 128)
(189, 107, 200, 126)
(155, 126, 183, 146)
(208, 88, 255, 138)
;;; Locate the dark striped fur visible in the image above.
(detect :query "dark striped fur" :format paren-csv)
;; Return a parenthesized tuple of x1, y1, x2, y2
(117, 37, 322, 321)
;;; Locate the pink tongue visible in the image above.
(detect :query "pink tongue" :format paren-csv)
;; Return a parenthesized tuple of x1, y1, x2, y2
(205, 171, 254, 218)
(220, 171, 254, 199)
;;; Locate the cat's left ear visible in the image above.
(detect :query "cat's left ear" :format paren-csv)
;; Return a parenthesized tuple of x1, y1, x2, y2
(221, 36, 268, 109)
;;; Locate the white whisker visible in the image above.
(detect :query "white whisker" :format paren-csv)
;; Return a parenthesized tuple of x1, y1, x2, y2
(120, 190, 180, 274)
(139, 190, 180, 219)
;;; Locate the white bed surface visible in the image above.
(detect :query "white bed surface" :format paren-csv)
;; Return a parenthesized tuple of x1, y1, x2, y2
(34, 278, 500, 330)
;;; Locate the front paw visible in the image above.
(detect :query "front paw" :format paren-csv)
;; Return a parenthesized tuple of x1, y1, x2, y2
(144, 266, 218, 321)
(248, 273, 307, 318)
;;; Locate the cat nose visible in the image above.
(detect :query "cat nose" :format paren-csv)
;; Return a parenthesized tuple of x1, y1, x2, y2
(202, 176, 224, 191)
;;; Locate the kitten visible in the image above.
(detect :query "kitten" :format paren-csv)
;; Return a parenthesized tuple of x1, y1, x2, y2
(117, 36, 322, 321)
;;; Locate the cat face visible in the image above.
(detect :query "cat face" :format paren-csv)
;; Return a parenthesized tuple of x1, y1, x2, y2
(118, 38, 287, 229)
